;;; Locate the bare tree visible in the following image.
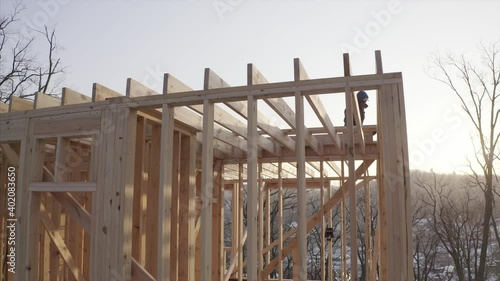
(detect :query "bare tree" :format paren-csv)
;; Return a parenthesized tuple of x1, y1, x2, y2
(0, 2, 65, 103)
(415, 172, 492, 281)
(412, 190, 440, 281)
(429, 41, 500, 281)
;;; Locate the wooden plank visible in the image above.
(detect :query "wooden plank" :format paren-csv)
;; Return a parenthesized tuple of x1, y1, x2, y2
(163, 73, 192, 94)
(62, 88, 91, 105)
(178, 134, 197, 280)
(0, 102, 10, 113)
(277, 162, 283, 281)
(200, 99, 214, 280)
(345, 83, 358, 280)
(170, 132, 180, 281)
(40, 203, 87, 281)
(375, 50, 383, 74)
(127, 78, 159, 97)
(212, 161, 224, 281)
(145, 125, 160, 277)
(0, 73, 402, 120)
(9, 96, 33, 112)
(26, 138, 45, 281)
(50, 192, 91, 233)
(131, 258, 156, 281)
(238, 163, 244, 281)
(247, 95, 258, 281)
(343, 53, 351, 77)
(132, 117, 146, 262)
(32, 114, 101, 137)
(29, 182, 96, 192)
(34, 92, 61, 109)
(258, 164, 263, 277)
(294, 89, 307, 281)
(158, 104, 175, 280)
(114, 108, 136, 280)
(0, 144, 20, 166)
(92, 83, 122, 101)
(0, 118, 26, 142)
(397, 82, 413, 281)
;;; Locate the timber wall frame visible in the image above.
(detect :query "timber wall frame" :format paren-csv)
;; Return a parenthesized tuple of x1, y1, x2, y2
(0, 51, 412, 281)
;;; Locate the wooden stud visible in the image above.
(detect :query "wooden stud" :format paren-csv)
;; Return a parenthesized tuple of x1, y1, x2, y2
(238, 163, 244, 281)
(258, 163, 264, 277)
(294, 89, 307, 281)
(277, 162, 283, 281)
(25, 138, 45, 281)
(247, 95, 258, 281)
(171, 132, 181, 281)
(200, 98, 214, 280)
(132, 117, 146, 262)
(147, 124, 161, 278)
(178, 134, 197, 280)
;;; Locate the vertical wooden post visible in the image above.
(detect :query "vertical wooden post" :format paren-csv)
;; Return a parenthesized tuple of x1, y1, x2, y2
(345, 83, 358, 280)
(377, 83, 412, 280)
(295, 90, 307, 280)
(201, 99, 214, 279)
(238, 163, 244, 281)
(146, 125, 161, 277)
(231, 178, 239, 278)
(178, 133, 197, 280)
(341, 162, 347, 281)
(158, 104, 175, 280)
(171, 132, 181, 281)
(132, 117, 146, 262)
(258, 163, 263, 279)
(212, 160, 223, 281)
(247, 95, 258, 281)
(15, 124, 28, 281)
(26, 137, 45, 281)
(327, 180, 333, 281)
(90, 107, 136, 280)
(277, 162, 283, 281)
(320, 161, 325, 281)
(364, 165, 372, 279)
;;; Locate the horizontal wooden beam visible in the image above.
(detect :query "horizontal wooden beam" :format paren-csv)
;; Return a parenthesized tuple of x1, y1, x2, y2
(29, 182, 97, 192)
(0, 73, 402, 122)
(120, 72, 403, 107)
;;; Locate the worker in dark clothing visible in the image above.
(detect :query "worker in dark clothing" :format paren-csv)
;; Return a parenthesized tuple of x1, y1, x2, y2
(344, 90, 369, 126)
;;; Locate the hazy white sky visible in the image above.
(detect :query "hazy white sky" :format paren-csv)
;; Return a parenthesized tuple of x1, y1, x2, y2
(4, 0, 500, 173)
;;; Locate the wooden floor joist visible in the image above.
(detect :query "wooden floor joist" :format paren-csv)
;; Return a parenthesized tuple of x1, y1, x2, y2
(0, 51, 412, 281)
